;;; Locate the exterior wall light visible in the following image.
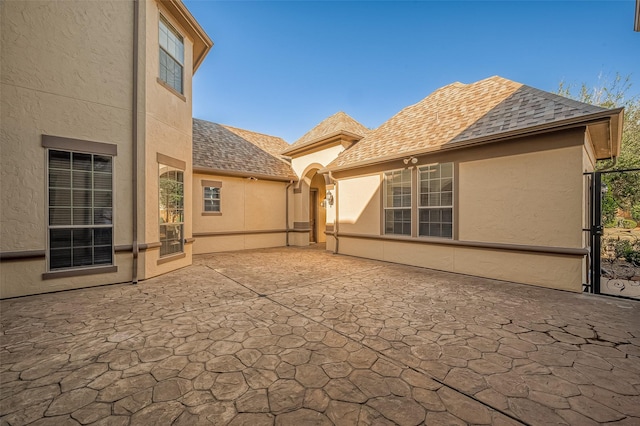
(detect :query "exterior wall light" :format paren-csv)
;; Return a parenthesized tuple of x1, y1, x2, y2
(403, 157, 418, 165)
(325, 190, 334, 206)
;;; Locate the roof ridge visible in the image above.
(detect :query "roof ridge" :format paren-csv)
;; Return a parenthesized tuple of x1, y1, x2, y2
(519, 84, 610, 112)
(285, 110, 369, 152)
(220, 123, 287, 141)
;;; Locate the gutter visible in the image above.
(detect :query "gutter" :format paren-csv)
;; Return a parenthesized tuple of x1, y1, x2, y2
(193, 166, 298, 183)
(131, 0, 139, 284)
(285, 180, 293, 246)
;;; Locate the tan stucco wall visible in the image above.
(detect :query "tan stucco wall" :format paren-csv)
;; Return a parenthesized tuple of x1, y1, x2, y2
(192, 174, 288, 254)
(458, 144, 584, 247)
(139, 1, 196, 278)
(0, 254, 134, 299)
(0, 0, 205, 296)
(291, 145, 345, 178)
(1, 0, 134, 252)
(334, 131, 589, 292)
(0, 1, 135, 297)
(338, 174, 381, 235)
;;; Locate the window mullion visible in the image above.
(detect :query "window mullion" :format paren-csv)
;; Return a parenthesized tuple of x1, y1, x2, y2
(411, 167, 418, 238)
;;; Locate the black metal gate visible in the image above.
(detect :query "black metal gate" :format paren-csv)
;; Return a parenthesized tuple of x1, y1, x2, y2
(587, 168, 640, 300)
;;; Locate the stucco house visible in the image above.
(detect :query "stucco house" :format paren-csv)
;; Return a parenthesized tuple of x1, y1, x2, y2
(0, 1, 624, 298)
(302, 76, 623, 292)
(191, 119, 297, 253)
(1, 0, 213, 298)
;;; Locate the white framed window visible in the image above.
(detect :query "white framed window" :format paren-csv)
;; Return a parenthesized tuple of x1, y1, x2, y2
(159, 165, 184, 256)
(47, 150, 114, 270)
(159, 16, 184, 94)
(383, 168, 412, 236)
(418, 163, 454, 238)
(203, 186, 220, 212)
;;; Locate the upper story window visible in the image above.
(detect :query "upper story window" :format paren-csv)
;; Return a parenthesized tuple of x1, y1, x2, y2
(383, 169, 412, 236)
(159, 16, 184, 94)
(418, 163, 454, 238)
(48, 150, 113, 270)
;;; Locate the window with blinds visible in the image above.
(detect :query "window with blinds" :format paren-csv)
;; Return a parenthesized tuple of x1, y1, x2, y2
(418, 163, 454, 238)
(383, 168, 412, 236)
(159, 16, 184, 94)
(47, 150, 113, 270)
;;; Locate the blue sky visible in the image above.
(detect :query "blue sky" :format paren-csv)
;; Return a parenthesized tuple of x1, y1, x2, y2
(186, 1, 640, 144)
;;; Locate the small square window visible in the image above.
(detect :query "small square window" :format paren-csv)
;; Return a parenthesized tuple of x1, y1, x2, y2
(203, 186, 221, 213)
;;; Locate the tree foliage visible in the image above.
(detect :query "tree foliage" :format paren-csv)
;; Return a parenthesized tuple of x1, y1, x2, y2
(558, 73, 640, 220)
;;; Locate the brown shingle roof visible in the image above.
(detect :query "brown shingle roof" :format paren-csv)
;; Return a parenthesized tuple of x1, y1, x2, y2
(221, 124, 289, 158)
(328, 76, 610, 169)
(282, 111, 369, 155)
(193, 118, 296, 180)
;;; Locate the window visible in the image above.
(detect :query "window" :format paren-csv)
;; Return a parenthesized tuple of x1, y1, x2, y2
(203, 186, 220, 212)
(48, 150, 113, 270)
(159, 165, 184, 256)
(159, 16, 184, 94)
(384, 169, 412, 235)
(418, 163, 453, 238)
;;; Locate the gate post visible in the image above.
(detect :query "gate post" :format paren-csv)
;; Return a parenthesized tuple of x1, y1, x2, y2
(591, 172, 602, 294)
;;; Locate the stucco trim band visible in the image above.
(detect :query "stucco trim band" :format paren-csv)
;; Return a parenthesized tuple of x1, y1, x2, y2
(157, 153, 186, 170)
(0, 250, 46, 261)
(114, 243, 162, 252)
(293, 222, 310, 230)
(325, 224, 335, 232)
(337, 233, 588, 257)
(194, 229, 287, 237)
(201, 180, 222, 188)
(42, 266, 118, 280)
(42, 135, 118, 156)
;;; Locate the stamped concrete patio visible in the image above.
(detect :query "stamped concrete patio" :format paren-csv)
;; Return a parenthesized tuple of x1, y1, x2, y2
(1, 246, 639, 425)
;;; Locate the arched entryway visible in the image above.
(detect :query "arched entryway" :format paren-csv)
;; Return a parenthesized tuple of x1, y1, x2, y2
(308, 171, 326, 243)
(293, 164, 327, 245)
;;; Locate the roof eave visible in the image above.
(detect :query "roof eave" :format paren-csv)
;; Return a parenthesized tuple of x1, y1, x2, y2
(282, 130, 364, 156)
(325, 109, 624, 173)
(161, 0, 213, 73)
(193, 166, 298, 182)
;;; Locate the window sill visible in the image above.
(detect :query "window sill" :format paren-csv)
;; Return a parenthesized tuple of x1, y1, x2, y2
(202, 212, 222, 216)
(156, 77, 186, 102)
(43, 265, 118, 280)
(157, 252, 186, 265)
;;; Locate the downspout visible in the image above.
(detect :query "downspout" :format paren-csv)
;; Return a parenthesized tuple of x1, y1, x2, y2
(329, 172, 339, 254)
(285, 180, 293, 246)
(131, 0, 139, 284)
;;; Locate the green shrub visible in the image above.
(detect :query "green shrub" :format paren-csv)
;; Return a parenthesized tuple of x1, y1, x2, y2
(613, 239, 633, 260)
(622, 219, 638, 229)
(610, 238, 640, 266)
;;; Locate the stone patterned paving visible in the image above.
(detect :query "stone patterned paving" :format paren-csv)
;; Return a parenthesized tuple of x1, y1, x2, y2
(1, 247, 639, 425)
